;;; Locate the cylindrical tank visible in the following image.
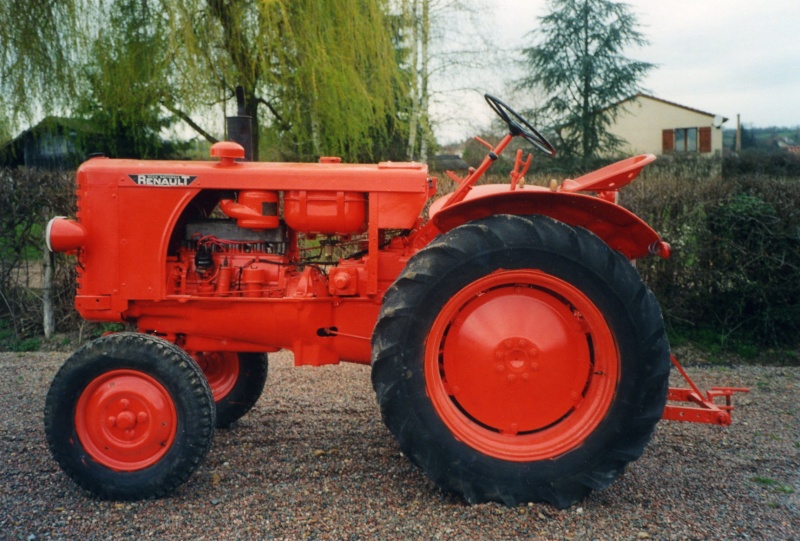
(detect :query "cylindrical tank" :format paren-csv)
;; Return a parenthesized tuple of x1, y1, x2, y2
(283, 190, 367, 234)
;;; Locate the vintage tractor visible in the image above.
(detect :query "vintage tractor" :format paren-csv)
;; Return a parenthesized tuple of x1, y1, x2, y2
(44, 95, 747, 508)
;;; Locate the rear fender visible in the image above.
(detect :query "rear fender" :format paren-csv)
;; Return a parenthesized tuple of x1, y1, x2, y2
(429, 185, 669, 260)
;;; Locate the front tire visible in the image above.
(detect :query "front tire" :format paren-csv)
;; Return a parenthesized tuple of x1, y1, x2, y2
(44, 333, 216, 500)
(371, 215, 670, 508)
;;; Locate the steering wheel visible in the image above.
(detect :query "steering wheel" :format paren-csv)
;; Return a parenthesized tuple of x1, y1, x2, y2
(485, 94, 556, 157)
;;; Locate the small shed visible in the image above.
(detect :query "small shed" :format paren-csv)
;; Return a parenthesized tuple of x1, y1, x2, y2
(0, 117, 94, 169)
(608, 94, 727, 156)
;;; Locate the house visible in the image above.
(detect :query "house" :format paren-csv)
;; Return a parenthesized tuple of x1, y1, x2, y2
(0, 117, 95, 169)
(608, 93, 727, 156)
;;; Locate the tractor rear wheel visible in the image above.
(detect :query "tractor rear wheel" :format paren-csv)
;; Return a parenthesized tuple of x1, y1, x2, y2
(44, 333, 216, 500)
(191, 351, 268, 428)
(372, 214, 670, 508)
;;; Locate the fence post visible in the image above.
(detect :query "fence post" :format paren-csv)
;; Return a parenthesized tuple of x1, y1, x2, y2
(43, 247, 54, 338)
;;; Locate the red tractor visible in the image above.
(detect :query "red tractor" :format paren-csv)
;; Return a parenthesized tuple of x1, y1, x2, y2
(45, 95, 746, 508)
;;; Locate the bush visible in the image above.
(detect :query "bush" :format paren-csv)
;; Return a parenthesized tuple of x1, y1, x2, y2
(623, 164, 800, 350)
(724, 149, 800, 177)
(0, 168, 77, 348)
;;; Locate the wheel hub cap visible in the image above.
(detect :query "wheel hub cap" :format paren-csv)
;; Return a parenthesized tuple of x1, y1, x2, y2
(425, 269, 620, 461)
(76, 370, 177, 471)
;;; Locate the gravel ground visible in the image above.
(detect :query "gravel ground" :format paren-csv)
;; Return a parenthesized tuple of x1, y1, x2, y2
(1, 350, 798, 541)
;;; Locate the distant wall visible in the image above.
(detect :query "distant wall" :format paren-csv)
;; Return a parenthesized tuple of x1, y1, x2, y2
(609, 96, 724, 156)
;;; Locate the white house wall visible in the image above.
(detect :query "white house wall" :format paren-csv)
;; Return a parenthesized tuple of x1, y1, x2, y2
(608, 96, 724, 156)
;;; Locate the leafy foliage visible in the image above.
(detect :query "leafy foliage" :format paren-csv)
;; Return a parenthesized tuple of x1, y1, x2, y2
(724, 149, 800, 177)
(0, 1, 81, 127)
(76, 0, 176, 158)
(277, 0, 406, 161)
(624, 158, 800, 351)
(0, 0, 410, 162)
(518, 0, 653, 165)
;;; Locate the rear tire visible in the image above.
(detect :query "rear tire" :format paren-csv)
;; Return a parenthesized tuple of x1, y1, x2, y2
(371, 214, 670, 508)
(190, 351, 268, 428)
(44, 333, 216, 500)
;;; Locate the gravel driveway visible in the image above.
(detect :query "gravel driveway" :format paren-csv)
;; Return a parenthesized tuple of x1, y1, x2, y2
(1, 350, 797, 540)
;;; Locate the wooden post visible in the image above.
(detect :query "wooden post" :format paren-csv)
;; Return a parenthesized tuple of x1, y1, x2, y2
(735, 114, 742, 152)
(43, 247, 54, 338)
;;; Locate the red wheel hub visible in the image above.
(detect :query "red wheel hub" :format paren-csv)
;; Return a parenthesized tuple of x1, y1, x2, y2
(424, 270, 619, 461)
(192, 352, 239, 402)
(75, 370, 177, 471)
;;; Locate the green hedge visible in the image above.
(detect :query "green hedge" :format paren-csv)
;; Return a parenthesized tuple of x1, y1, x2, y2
(623, 157, 800, 351)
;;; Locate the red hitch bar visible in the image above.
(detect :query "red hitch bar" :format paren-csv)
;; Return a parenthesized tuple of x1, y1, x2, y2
(663, 355, 750, 426)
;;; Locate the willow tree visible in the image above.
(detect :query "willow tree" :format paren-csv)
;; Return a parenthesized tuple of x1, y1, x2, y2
(160, 0, 407, 161)
(285, 0, 406, 160)
(78, 0, 176, 158)
(0, 0, 83, 133)
(0, 0, 181, 156)
(518, 0, 653, 165)
(1, 0, 408, 162)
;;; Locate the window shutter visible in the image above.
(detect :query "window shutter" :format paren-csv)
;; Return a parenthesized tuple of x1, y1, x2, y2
(662, 129, 674, 152)
(699, 127, 712, 153)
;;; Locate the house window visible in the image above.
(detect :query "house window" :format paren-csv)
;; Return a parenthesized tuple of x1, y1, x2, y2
(674, 128, 697, 152)
(662, 127, 713, 153)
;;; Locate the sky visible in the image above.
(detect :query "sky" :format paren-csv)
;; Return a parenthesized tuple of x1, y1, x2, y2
(431, 0, 800, 144)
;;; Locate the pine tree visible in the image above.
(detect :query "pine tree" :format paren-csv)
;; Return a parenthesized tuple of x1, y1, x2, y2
(518, 0, 653, 166)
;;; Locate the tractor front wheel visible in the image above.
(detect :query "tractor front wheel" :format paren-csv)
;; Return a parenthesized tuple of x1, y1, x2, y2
(372, 214, 670, 508)
(44, 333, 216, 500)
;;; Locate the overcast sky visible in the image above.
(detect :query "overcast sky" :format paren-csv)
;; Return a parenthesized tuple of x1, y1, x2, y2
(431, 0, 800, 143)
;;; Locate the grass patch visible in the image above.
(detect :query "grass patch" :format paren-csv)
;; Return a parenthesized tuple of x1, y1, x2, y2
(0, 319, 41, 352)
(752, 477, 795, 494)
(667, 325, 799, 366)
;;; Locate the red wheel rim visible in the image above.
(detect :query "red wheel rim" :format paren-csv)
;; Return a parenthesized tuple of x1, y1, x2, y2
(193, 352, 239, 402)
(424, 269, 619, 461)
(75, 370, 177, 471)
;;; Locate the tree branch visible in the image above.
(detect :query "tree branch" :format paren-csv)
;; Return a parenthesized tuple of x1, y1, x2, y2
(257, 97, 290, 131)
(162, 102, 218, 144)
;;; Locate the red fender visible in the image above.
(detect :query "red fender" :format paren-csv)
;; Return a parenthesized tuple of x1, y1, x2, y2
(428, 184, 670, 260)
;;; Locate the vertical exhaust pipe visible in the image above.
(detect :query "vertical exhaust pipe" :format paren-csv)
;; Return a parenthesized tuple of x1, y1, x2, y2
(226, 86, 253, 161)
